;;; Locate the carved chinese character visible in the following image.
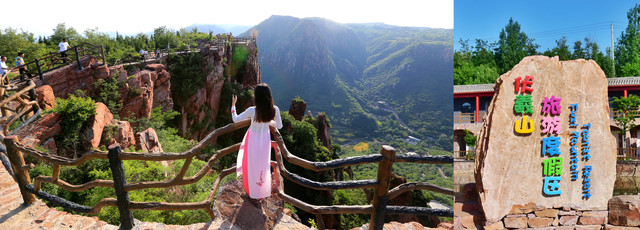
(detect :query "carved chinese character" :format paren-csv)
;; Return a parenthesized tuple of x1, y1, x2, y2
(543, 176, 562, 196)
(515, 115, 535, 134)
(542, 95, 562, 115)
(542, 136, 561, 157)
(514, 94, 534, 114)
(541, 117, 562, 135)
(543, 157, 563, 176)
(515, 76, 534, 94)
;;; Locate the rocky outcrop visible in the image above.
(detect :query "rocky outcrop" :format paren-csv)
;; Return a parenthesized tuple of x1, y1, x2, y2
(83, 102, 113, 150)
(119, 69, 155, 119)
(145, 64, 174, 112)
(289, 100, 306, 121)
(210, 179, 308, 230)
(35, 85, 56, 110)
(474, 56, 616, 222)
(315, 112, 331, 150)
(112, 121, 136, 150)
(609, 195, 640, 226)
(179, 40, 260, 140)
(13, 113, 61, 153)
(36, 57, 109, 98)
(136, 128, 163, 153)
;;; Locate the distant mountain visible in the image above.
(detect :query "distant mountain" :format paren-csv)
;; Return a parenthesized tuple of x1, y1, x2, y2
(183, 24, 252, 35)
(242, 15, 453, 146)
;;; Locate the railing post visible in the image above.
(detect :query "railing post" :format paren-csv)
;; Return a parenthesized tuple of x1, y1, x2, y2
(100, 44, 106, 65)
(108, 143, 134, 229)
(34, 58, 43, 82)
(27, 84, 40, 113)
(370, 145, 396, 230)
(74, 46, 83, 71)
(5, 136, 37, 205)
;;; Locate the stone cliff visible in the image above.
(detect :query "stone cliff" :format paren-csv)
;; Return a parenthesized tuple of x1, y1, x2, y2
(178, 40, 261, 140)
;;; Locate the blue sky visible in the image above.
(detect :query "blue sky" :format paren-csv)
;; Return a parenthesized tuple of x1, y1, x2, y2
(454, 1, 637, 53)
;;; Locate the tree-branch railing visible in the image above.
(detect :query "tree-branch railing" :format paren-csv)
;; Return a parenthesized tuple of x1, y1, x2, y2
(0, 80, 40, 136)
(2, 117, 452, 230)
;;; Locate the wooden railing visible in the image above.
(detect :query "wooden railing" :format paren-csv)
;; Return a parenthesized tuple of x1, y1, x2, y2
(453, 150, 474, 161)
(1, 118, 452, 230)
(0, 80, 41, 135)
(453, 111, 486, 124)
(11, 42, 106, 84)
(617, 148, 640, 160)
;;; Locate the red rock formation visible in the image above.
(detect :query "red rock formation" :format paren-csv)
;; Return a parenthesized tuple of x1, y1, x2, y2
(211, 179, 309, 230)
(315, 112, 331, 150)
(35, 85, 56, 110)
(145, 64, 174, 111)
(179, 40, 260, 140)
(13, 113, 61, 153)
(119, 70, 154, 119)
(112, 121, 135, 150)
(289, 100, 306, 121)
(82, 102, 113, 150)
(36, 57, 109, 98)
(135, 128, 163, 153)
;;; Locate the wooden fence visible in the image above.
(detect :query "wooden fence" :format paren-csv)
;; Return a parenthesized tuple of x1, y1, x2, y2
(617, 148, 640, 160)
(0, 80, 41, 135)
(10, 42, 106, 84)
(453, 150, 474, 161)
(1, 118, 452, 230)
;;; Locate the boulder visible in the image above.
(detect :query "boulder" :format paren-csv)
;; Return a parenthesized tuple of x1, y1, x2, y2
(210, 179, 307, 230)
(13, 113, 61, 153)
(83, 102, 113, 150)
(609, 195, 640, 226)
(135, 128, 163, 153)
(35, 85, 56, 110)
(289, 99, 306, 121)
(474, 56, 616, 222)
(113, 121, 135, 150)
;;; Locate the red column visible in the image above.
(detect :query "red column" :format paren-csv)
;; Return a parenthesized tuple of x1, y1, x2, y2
(475, 96, 480, 123)
(625, 89, 628, 98)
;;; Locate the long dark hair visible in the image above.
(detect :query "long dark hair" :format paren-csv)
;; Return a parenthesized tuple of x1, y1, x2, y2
(254, 83, 275, 122)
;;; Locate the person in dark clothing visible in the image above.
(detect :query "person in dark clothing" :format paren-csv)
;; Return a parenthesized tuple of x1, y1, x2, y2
(15, 52, 32, 81)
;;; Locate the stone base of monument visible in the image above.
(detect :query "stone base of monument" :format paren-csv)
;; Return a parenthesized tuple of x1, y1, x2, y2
(454, 183, 640, 229)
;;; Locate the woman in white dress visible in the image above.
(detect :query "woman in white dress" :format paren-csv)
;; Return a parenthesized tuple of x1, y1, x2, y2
(231, 83, 283, 199)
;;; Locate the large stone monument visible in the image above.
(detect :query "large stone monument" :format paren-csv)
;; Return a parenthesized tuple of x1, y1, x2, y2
(474, 56, 616, 222)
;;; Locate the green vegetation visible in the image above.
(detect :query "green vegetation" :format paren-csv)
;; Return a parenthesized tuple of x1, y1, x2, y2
(453, 9, 640, 85)
(166, 52, 207, 103)
(93, 71, 123, 118)
(611, 95, 640, 149)
(463, 130, 477, 148)
(45, 95, 96, 155)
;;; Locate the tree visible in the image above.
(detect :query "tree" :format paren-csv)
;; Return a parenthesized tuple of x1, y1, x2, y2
(543, 36, 571, 60)
(611, 95, 640, 150)
(494, 18, 539, 74)
(615, 4, 640, 77)
(49, 23, 81, 46)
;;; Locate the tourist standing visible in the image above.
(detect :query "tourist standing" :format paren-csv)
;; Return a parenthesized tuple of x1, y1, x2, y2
(15, 52, 32, 80)
(231, 83, 283, 199)
(58, 38, 71, 63)
(0, 56, 8, 77)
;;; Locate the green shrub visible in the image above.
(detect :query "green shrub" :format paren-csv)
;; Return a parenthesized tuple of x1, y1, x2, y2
(93, 71, 123, 116)
(45, 95, 96, 154)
